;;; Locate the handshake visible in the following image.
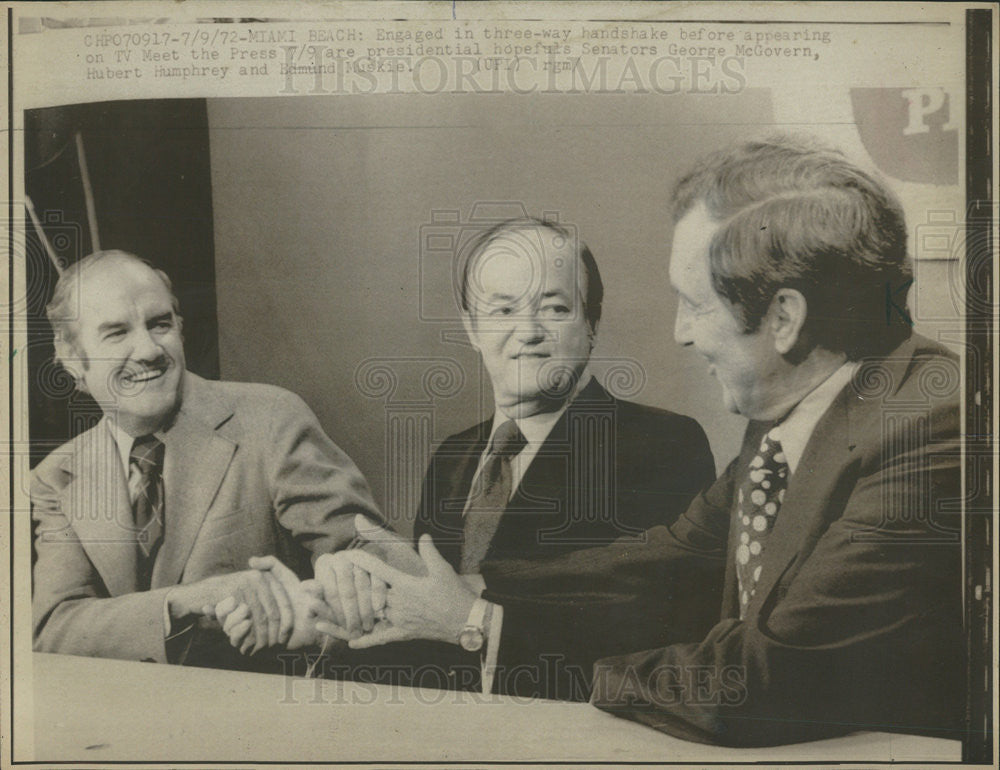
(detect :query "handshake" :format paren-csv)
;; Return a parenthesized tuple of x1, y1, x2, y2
(166, 515, 483, 656)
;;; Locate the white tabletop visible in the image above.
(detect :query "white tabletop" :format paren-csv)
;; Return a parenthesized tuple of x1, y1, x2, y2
(26, 652, 961, 763)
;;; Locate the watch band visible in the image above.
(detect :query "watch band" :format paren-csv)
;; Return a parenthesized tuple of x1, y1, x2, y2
(464, 597, 488, 635)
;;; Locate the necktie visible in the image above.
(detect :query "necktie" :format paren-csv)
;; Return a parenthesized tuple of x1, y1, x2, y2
(128, 434, 165, 587)
(735, 427, 788, 619)
(459, 419, 527, 574)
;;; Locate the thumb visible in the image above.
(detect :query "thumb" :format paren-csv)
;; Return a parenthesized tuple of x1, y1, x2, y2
(248, 554, 279, 571)
(250, 554, 298, 590)
(355, 513, 399, 545)
(300, 579, 324, 599)
(417, 534, 451, 576)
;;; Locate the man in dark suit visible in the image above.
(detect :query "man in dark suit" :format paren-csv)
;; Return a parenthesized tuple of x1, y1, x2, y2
(311, 218, 715, 698)
(32, 251, 381, 666)
(337, 137, 963, 743)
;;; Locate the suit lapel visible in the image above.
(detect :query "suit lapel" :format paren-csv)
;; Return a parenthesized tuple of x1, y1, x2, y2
(491, 379, 611, 557)
(63, 424, 140, 596)
(151, 375, 237, 589)
(744, 381, 862, 617)
(435, 427, 489, 568)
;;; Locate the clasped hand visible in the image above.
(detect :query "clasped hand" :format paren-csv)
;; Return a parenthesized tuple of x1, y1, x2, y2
(316, 519, 479, 649)
(212, 515, 479, 654)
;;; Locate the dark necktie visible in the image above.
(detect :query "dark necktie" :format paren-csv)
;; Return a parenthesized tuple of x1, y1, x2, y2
(128, 434, 165, 587)
(735, 428, 789, 619)
(459, 419, 527, 574)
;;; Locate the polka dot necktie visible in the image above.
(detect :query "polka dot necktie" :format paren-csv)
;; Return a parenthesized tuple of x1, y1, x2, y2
(735, 427, 788, 619)
(460, 419, 527, 574)
(128, 434, 165, 588)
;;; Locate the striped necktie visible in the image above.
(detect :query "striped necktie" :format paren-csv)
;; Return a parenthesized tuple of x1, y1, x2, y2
(128, 434, 165, 587)
(459, 419, 527, 574)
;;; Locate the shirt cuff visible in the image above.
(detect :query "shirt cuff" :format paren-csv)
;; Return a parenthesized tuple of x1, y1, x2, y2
(163, 596, 197, 664)
(481, 602, 502, 695)
(462, 572, 487, 595)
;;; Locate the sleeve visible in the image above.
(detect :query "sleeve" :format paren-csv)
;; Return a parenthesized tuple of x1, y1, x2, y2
(266, 390, 385, 563)
(31, 471, 182, 662)
(477, 460, 737, 700)
(589, 403, 964, 746)
(481, 602, 502, 694)
(648, 413, 717, 524)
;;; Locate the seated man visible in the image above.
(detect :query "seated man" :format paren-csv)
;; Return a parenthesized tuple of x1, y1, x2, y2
(31, 250, 381, 667)
(254, 218, 717, 698)
(331, 136, 963, 745)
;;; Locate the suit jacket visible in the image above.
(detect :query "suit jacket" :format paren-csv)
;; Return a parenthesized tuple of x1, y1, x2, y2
(31, 372, 380, 666)
(482, 335, 963, 743)
(397, 378, 716, 699)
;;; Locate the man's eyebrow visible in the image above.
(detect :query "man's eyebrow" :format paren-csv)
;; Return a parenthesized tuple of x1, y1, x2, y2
(96, 321, 127, 334)
(541, 290, 570, 300)
(147, 311, 173, 325)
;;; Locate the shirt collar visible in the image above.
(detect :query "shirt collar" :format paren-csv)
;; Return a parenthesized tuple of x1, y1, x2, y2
(104, 417, 167, 474)
(771, 361, 858, 474)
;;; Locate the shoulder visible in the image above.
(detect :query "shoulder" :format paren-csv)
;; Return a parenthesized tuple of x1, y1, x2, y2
(31, 428, 95, 493)
(191, 375, 314, 418)
(434, 418, 491, 453)
(853, 335, 960, 456)
(609, 396, 711, 447)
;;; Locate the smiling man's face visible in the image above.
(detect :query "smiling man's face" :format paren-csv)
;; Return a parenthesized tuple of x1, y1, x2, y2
(71, 257, 186, 436)
(463, 225, 594, 417)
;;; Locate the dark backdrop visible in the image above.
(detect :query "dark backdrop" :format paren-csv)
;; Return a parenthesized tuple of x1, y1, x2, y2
(24, 99, 220, 467)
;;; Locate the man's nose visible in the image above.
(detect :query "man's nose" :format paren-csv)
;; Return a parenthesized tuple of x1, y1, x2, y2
(513, 314, 547, 344)
(673, 306, 694, 346)
(130, 327, 163, 362)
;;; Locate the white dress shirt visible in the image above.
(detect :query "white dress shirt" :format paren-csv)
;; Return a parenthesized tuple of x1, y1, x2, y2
(770, 361, 859, 475)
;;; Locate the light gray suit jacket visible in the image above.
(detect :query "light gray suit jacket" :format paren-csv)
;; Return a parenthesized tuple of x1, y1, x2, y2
(32, 372, 380, 663)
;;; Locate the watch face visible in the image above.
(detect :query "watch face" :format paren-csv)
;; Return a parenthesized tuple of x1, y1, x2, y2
(459, 628, 484, 652)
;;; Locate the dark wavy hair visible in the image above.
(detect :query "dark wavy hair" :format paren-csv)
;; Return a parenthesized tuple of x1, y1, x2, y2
(671, 135, 913, 359)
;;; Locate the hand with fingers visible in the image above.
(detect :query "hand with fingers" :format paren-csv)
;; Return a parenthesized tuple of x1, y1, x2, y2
(215, 556, 342, 654)
(316, 528, 479, 650)
(167, 564, 296, 655)
(313, 514, 427, 640)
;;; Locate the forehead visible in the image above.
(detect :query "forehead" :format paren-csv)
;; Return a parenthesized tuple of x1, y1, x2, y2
(470, 227, 580, 300)
(77, 260, 173, 326)
(669, 203, 718, 296)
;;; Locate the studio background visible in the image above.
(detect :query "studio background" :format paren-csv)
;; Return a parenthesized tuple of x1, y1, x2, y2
(27, 92, 962, 537)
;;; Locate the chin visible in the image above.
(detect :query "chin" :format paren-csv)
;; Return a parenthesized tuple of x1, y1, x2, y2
(720, 388, 742, 415)
(124, 391, 180, 425)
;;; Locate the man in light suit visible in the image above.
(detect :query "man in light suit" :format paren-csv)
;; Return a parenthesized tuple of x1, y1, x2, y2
(31, 250, 380, 667)
(338, 137, 963, 743)
(309, 218, 716, 699)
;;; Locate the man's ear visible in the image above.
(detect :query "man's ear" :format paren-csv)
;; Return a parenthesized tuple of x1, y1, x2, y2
(53, 338, 87, 393)
(769, 288, 807, 355)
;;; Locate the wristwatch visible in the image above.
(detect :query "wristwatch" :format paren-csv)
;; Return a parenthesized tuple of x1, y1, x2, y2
(459, 597, 489, 652)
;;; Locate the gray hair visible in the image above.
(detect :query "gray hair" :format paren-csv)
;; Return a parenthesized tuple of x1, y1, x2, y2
(46, 250, 179, 367)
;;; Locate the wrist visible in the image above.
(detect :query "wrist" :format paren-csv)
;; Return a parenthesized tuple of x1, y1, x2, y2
(458, 597, 490, 652)
(166, 583, 210, 621)
(165, 585, 192, 620)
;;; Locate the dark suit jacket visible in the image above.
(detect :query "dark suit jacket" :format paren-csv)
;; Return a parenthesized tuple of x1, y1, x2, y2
(482, 335, 963, 744)
(32, 373, 381, 667)
(390, 378, 717, 699)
